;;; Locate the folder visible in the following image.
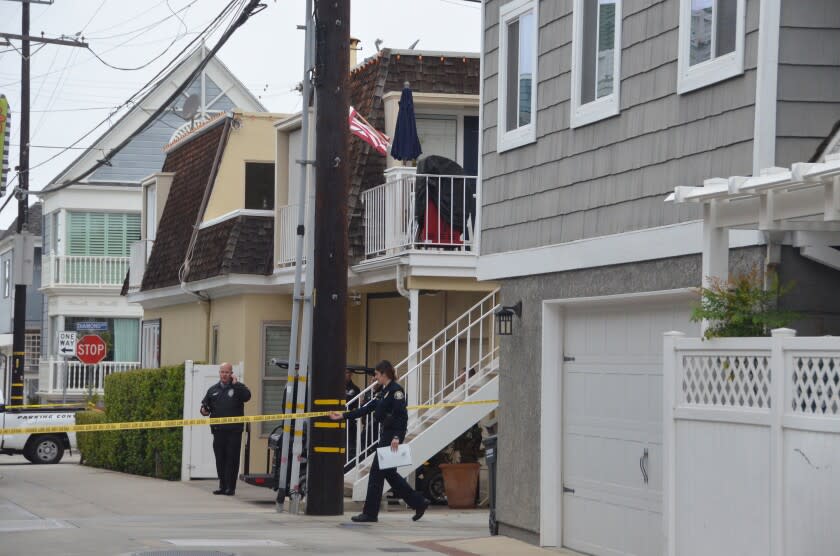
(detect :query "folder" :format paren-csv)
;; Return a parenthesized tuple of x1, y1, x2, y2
(376, 444, 413, 469)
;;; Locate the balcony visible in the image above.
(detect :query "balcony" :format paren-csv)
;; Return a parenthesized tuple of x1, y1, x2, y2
(361, 172, 478, 262)
(42, 255, 130, 289)
(39, 359, 141, 398)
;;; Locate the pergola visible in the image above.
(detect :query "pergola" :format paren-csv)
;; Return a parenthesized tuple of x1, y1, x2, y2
(666, 153, 840, 286)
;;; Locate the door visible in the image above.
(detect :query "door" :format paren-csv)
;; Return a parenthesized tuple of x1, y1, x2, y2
(141, 320, 160, 369)
(182, 363, 243, 480)
(562, 300, 697, 556)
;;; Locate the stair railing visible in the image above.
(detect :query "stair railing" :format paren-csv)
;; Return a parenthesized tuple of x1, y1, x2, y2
(344, 289, 500, 479)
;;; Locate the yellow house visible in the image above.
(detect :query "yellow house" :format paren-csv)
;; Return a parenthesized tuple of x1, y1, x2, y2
(128, 50, 499, 488)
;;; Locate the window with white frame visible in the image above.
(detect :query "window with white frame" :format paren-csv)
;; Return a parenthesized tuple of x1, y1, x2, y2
(497, 0, 538, 152)
(677, 0, 745, 94)
(571, 0, 622, 128)
(261, 323, 291, 434)
(3, 259, 9, 297)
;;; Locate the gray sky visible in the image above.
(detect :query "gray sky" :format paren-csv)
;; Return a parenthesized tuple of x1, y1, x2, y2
(0, 0, 481, 228)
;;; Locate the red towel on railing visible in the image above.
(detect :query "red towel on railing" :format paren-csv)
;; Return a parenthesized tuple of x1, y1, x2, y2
(418, 199, 463, 245)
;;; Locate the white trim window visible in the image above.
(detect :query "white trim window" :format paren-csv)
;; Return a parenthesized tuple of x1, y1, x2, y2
(497, 0, 539, 153)
(3, 259, 10, 298)
(677, 0, 745, 94)
(571, 0, 622, 128)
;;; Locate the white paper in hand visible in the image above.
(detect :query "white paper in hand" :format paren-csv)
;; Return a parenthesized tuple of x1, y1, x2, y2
(376, 444, 412, 469)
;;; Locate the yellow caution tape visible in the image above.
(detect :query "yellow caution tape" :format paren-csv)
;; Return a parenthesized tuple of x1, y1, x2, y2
(0, 399, 499, 436)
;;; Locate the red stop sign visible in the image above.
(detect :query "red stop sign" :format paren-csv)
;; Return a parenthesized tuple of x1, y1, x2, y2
(76, 335, 107, 365)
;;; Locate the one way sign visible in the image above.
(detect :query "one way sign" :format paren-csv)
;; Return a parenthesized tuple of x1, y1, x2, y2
(58, 332, 77, 357)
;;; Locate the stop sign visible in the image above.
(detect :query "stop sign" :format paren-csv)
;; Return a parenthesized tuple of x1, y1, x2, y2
(76, 335, 107, 365)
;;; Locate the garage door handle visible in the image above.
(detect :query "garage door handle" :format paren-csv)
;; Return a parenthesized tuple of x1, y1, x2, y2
(640, 448, 649, 484)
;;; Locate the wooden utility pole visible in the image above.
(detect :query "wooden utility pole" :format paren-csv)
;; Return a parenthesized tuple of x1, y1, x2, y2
(306, 0, 350, 515)
(6, 0, 86, 406)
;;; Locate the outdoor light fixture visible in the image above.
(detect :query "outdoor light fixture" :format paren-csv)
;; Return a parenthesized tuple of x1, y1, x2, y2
(495, 301, 522, 336)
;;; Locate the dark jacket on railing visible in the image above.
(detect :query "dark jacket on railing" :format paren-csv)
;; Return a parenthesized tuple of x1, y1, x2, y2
(343, 381, 408, 446)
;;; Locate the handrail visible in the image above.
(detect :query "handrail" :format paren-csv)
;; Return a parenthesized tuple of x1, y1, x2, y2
(344, 288, 500, 474)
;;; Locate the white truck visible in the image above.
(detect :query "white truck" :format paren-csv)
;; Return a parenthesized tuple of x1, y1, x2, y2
(0, 391, 78, 464)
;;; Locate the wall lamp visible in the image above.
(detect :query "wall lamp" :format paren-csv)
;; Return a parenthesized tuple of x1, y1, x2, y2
(495, 301, 522, 336)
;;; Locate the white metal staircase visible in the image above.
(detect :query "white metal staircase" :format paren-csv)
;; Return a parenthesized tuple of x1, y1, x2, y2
(344, 289, 500, 501)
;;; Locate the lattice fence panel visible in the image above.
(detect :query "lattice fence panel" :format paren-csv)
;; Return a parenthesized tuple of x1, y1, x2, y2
(791, 356, 840, 415)
(681, 354, 772, 409)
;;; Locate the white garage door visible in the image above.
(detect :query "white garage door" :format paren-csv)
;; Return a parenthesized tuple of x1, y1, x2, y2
(562, 299, 698, 556)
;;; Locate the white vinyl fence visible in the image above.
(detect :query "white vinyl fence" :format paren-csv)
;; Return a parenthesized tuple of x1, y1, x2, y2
(663, 329, 840, 556)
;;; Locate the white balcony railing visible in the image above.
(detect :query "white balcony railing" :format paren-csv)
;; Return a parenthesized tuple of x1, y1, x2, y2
(361, 173, 478, 260)
(128, 240, 153, 292)
(277, 204, 305, 268)
(40, 359, 141, 395)
(42, 255, 130, 288)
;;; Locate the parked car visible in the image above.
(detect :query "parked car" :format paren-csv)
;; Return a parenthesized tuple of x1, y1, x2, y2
(0, 391, 78, 464)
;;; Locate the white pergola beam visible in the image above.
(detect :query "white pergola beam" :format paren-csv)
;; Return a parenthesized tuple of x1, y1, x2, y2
(801, 246, 840, 272)
(702, 202, 729, 288)
(826, 176, 840, 221)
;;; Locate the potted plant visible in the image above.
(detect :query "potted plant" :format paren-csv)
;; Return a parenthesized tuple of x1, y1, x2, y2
(439, 423, 485, 509)
(691, 267, 798, 339)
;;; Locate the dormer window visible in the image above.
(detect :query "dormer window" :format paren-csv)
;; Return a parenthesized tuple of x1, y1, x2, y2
(245, 162, 275, 210)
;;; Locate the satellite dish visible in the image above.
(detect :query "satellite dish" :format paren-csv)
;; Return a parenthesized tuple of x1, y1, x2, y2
(175, 94, 200, 121)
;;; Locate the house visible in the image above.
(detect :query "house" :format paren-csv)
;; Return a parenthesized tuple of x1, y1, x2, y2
(127, 48, 500, 488)
(36, 47, 265, 402)
(0, 202, 43, 402)
(477, 0, 840, 552)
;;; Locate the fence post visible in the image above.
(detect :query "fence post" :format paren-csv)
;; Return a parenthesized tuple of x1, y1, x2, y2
(182, 360, 194, 482)
(662, 331, 685, 556)
(770, 328, 795, 556)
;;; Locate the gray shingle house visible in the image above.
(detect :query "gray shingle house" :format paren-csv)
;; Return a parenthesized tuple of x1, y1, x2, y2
(477, 0, 840, 552)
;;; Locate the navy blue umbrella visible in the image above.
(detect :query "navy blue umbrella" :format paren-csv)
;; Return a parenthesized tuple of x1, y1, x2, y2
(390, 84, 422, 162)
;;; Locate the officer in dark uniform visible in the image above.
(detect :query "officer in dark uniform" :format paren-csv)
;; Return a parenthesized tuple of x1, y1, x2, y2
(200, 362, 251, 496)
(330, 360, 429, 523)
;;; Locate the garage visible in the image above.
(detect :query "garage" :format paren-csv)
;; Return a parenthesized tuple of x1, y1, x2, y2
(541, 293, 699, 554)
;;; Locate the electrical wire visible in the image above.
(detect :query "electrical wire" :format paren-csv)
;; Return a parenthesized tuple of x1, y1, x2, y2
(7, 0, 244, 186)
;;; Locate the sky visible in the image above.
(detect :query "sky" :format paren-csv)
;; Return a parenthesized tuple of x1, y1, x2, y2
(0, 0, 481, 228)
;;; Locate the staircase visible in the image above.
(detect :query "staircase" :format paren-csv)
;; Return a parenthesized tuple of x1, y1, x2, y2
(344, 290, 500, 501)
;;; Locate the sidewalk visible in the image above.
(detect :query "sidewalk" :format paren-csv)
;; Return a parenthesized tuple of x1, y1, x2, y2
(0, 454, 562, 556)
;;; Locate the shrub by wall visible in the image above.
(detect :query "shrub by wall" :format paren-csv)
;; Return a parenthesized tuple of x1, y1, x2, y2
(77, 364, 185, 480)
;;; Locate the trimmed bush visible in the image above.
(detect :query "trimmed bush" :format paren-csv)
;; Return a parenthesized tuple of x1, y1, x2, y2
(77, 364, 185, 480)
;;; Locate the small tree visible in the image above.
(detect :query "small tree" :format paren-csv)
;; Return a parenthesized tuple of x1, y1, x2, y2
(691, 266, 798, 339)
(441, 423, 485, 464)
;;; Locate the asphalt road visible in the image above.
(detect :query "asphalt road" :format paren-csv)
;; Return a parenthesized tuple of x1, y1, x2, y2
(0, 452, 542, 556)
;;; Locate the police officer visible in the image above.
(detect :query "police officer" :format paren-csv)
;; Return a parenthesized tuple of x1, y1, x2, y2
(330, 360, 429, 523)
(200, 362, 251, 496)
(345, 369, 361, 460)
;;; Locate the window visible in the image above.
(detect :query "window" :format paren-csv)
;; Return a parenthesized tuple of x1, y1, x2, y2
(3, 259, 9, 297)
(497, 0, 538, 152)
(67, 212, 141, 256)
(24, 332, 40, 373)
(245, 162, 275, 210)
(262, 323, 291, 434)
(141, 319, 161, 369)
(65, 317, 140, 363)
(677, 0, 744, 94)
(571, 0, 622, 128)
(211, 325, 219, 365)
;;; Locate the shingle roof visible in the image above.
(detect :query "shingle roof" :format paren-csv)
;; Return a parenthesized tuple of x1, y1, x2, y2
(141, 120, 229, 291)
(185, 215, 273, 282)
(0, 202, 42, 241)
(346, 49, 480, 259)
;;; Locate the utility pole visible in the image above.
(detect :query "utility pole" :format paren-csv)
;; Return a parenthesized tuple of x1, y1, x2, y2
(306, 0, 350, 515)
(6, 0, 86, 406)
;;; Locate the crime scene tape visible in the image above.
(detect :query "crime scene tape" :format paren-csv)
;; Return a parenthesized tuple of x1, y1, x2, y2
(0, 399, 499, 436)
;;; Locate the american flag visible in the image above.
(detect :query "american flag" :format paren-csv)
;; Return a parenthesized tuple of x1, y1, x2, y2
(349, 106, 389, 156)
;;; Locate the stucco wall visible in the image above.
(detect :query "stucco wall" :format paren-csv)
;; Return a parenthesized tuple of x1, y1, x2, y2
(143, 302, 209, 366)
(494, 247, 765, 537)
(203, 114, 283, 222)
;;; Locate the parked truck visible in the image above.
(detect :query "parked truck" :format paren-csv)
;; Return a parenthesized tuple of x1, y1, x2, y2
(0, 391, 78, 464)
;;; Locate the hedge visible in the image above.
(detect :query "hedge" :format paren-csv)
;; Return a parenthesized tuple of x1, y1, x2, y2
(77, 364, 185, 480)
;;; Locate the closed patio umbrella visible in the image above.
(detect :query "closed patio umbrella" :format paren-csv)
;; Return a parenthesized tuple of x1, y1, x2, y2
(390, 83, 422, 162)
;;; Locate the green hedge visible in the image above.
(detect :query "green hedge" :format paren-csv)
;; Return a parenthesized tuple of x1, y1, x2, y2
(77, 364, 185, 480)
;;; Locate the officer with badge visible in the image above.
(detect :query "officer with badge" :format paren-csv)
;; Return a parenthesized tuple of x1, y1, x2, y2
(200, 362, 251, 496)
(330, 360, 429, 522)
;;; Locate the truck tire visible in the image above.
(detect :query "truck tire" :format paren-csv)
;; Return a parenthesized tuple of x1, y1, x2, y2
(26, 436, 65, 464)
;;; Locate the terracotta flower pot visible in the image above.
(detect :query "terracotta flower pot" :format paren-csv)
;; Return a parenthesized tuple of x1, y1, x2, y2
(439, 462, 480, 509)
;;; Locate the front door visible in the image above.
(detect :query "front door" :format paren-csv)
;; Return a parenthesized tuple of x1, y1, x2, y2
(562, 300, 697, 556)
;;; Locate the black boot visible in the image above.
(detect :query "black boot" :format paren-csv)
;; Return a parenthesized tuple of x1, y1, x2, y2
(351, 513, 378, 523)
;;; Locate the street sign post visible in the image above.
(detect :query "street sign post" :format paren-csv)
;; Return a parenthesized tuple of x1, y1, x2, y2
(76, 335, 106, 365)
(58, 332, 77, 357)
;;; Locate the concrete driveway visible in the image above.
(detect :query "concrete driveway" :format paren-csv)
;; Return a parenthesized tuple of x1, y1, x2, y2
(0, 454, 560, 556)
